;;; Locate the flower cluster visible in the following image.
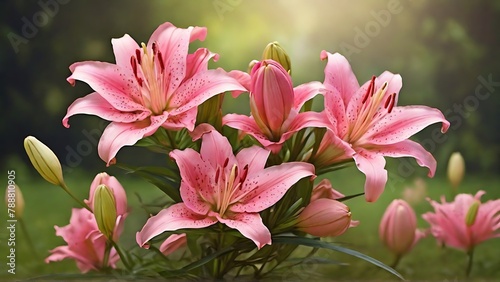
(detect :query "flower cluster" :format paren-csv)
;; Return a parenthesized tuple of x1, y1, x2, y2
(22, 22, 463, 280)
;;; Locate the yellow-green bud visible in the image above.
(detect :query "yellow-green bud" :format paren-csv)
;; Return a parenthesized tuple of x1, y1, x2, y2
(5, 184, 24, 218)
(262, 41, 292, 74)
(94, 184, 117, 239)
(447, 152, 465, 189)
(24, 136, 65, 186)
(247, 60, 259, 74)
(465, 200, 480, 226)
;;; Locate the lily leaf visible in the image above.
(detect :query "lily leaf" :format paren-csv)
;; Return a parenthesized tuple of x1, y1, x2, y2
(272, 235, 404, 280)
(115, 163, 181, 202)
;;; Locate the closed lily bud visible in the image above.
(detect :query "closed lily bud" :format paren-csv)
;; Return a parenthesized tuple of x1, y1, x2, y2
(5, 184, 24, 218)
(93, 184, 117, 239)
(24, 136, 65, 186)
(262, 41, 292, 74)
(379, 199, 424, 256)
(87, 172, 127, 216)
(297, 198, 352, 237)
(447, 152, 465, 189)
(250, 60, 294, 140)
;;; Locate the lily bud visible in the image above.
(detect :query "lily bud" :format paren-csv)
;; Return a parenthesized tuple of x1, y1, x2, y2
(87, 172, 128, 216)
(447, 152, 465, 189)
(297, 198, 352, 237)
(465, 200, 480, 226)
(247, 60, 259, 74)
(24, 136, 65, 186)
(262, 41, 292, 74)
(379, 199, 424, 256)
(250, 60, 294, 140)
(5, 184, 24, 218)
(93, 184, 117, 239)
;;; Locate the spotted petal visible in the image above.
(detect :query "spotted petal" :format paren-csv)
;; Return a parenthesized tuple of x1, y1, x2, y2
(136, 203, 216, 248)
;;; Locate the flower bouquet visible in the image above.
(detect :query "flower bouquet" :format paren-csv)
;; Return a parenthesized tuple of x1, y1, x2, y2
(22, 22, 459, 280)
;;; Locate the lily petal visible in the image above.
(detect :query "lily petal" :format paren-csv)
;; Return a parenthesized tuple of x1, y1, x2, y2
(170, 68, 246, 115)
(111, 34, 140, 69)
(98, 114, 169, 165)
(231, 162, 315, 213)
(199, 128, 237, 171)
(68, 61, 143, 111)
(354, 149, 388, 202)
(235, 146, 270, 177)
(324, 88, 347, 135)
(215, 213, 271, 249)
(293, 81, 323, 110)
(136, 203, 216, 248)
(170, 148, 215, 215)
(148, 23, 207, 94)
(375, 139, 437, 177)
(320, 51, 360, 105)
(223, 114, 270, 144)
(63, 92, 150, 128)
(364, 105, 450, 145)
(184, 48, 219, 81)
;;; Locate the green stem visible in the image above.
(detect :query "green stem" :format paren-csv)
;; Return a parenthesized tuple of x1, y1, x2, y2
(19, 218, 40, 260)
(111, 241, 132, 271)
(102, 240, 112, 269)
(60, 182, 92, 211)
(390, 255, 401, 269)
(466, 249, 474, 277)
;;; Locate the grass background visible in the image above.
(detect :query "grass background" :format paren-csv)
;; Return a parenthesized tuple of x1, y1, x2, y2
(1, 160, 499, 281)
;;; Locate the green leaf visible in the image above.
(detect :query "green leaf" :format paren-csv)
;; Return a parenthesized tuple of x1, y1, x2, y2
(272, 235, 404, 280)
(115, 163, 181, 202)
(159, 241, 255, 278)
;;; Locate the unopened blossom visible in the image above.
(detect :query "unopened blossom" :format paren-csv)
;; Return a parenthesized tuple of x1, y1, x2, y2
(297, 198, 352, 237)
(136, 129, 315, 249)
(86, 172, 128, 241)
(24, 136, 65, 186)
(447, 152, 465, 189)
(63, 22, 245, 165)
(379, 199, 425, 257)
(316, 51, 450, 202)
(422, 191, 500, 252)
(224, 60, 325, 153)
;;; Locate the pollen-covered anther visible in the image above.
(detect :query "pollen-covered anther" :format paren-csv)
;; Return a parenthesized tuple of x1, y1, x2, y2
(362, 76, 376, 104)
(130, 56, 143, 87)
(157, 51, 165, 73)
(384, 93, 396, 113)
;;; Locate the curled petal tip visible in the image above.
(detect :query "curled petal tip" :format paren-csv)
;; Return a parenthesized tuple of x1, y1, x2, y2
(320, 50, 329, 60)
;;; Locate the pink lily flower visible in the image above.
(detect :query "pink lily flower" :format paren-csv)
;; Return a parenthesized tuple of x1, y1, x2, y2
(422, 191, 500, 252)
(223, 60, 325, 153)
(45, 208, 120, 273)
(136, 129, 315, 249)
(85, 172, 128, 240)
(63, 22, 245, 165)
(317, 51, 450, 202)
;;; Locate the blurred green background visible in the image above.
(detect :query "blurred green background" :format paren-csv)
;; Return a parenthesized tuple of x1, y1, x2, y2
(1, 0, 499, 280)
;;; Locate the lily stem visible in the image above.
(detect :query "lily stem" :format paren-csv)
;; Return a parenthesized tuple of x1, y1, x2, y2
(466, 249, 474, 277)
(19, 217, 40, 260)
(390, 255, 401, 269)
(60, 182, 92, 211)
